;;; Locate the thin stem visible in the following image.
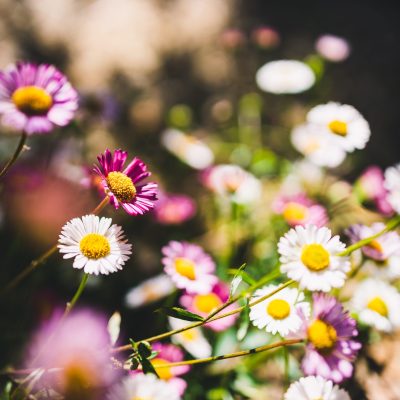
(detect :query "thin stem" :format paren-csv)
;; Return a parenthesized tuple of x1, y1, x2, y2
(0, 132, 27, 179)
(1, 197, 109, 294)
(64, 273, 89, 317)
(147, 339, 302, 368)
(111, 279, 295, 353)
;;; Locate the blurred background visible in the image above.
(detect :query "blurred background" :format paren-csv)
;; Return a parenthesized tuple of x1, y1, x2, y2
(1, 0, 399, 398)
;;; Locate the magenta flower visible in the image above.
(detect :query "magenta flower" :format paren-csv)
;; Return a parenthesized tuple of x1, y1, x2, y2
(180, 280, 238, 331)
(273, 193, 328, 227)
(154, 192, 196, 225)
(25, 308, 118, 396)
(0, 62, 78, 134)
(299, 293, 361, 383)
(94, 149, 158, 216)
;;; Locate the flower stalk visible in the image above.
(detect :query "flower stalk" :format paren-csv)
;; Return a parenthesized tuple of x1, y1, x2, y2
(0, 132, 27, 179)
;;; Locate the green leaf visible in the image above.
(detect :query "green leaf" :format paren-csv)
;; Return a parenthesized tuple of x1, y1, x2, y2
(137, 341, 152, 358)
(229, 263, 251, 299)
(236, 299, 250, 342)
(140, 357, 159, 377)
(157, 307, 204, 322)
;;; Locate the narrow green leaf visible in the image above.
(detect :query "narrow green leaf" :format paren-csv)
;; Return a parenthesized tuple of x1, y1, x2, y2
(137, 341, 152, 358)
(140, 357, 159, 377)
(236, 299, 250, 342)
(229, 263, 247, 299)
(157, 307, 204, 322)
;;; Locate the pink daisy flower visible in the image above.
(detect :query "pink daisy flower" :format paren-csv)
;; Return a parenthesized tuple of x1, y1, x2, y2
(273, 193, 328, 227)
(94, 149, 158, 216)
(162, 241, 218, 294)
(131, 342, 189, 396)
(154, 192, 196, 225)
(0, 62, 78, 134)
(180, 280, 238, 331)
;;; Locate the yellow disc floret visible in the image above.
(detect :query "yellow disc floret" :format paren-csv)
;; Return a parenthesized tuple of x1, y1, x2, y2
(152, 358, 173, 380)
(328, 120, 347, 136)
(193, 293, 222, 314)
(12, 86, 53, 115)
(307, 319, 337, 351)
(367, 240, 384, 254)
(367, 297, 388, 317)
(267, 299, 291, 319)
(175, 257, 196, 280)
(106, 171, 136, 203)
(301, 244, 330, 271)
(283, 202, 308, 223)
(80, 233, 110, 259)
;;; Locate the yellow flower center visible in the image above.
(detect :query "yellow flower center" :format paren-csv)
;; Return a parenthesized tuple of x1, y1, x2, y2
(328, 120, 347, 136)
(267, 299, 291, 319)
(193, 293, 222, 314)
(367, 240, 384, 254)
(282, 202, 308, 223)
(106, 171, 136, 203)
(152, 358, 173, 380)
(367, 297, 388, 317)
(174, 257, 196, 280)
(63, 361, 96, 394)
(12, 86, 53, 115)
(180, 329, 198, 341)
(307, 319, 337, 351)
(79, 233, 110, 259)
(301, 244, 330, 271)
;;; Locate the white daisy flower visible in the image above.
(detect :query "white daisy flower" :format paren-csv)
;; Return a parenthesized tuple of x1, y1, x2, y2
(307, 102, 371, 152)
(291, 123, 347, 168)
(256, 60, 315, 94)
(107, 374, 180, 400)
(384, 164, 400, 214)
(284, 376, 350, 400)
(168, 317, 212, 359)
(58, 214, 132, 275)
(161, 128, 214, 170)
(249, 285, 310, 336)
(278, 225, 350, 292)
(351, 279, 400, 332)
(125, 274, 175, 309)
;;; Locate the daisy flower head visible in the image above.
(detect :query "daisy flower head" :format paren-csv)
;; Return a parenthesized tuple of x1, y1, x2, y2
(180, 280, 238, 331)
(306, 102, 371, 152)
(256, 60, 315, 94)
(384, 164, 400, 214)
(107, 374, 181, 400)
(58, 214, 132, 275)
(273, 193, 328, 228)
(249, 285, 310, 337)
(168, 317, 212, 359)
(301, 293, 361, 383)
(278, 225, 350, 292)
(154, 192, 196, 225)
(291, 123, 346, 168)
(94, 149, 158, 216)
(315, 34, 351, 62)
(0, 62, 78, 134)
(284, 376, 350, 400)
(162, 241, 218, 294)
(351, 279, 400, 332)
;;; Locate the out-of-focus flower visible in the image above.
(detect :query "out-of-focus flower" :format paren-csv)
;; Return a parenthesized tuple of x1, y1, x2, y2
(161, 128, 214, 170)
(168, 317, 212, 359)
(58, 214, 132, 275)
(249, 285, 310, 336)
(131, 342, 189, 396)
(107, 374, 180, 400)
(219, 28, 246, 49)
(278, 225, 350, 292)
(384, 164, 400, 214)
(273, 193, 328, 227)
(162, 241, 217, 294)
(251, 26, 280, 49)
(125, 274, 175, 308)
(291, 123, 346, 168)
(355, 166, 393, 215)
(256, 60, 315, 94)
(0, 62, 78, 134)
(284, 376, 350, 400)
(94, 149, 158, 216)
(26, 308, 118, 396)
(351, 279, 400, 332)
(180, 281, 238, 331)
(202, 164, 262, 204)
(307, 102, 371, 152)
(300, 293, 361, 383)
(154, 192, 196, 225)
(315, 34, 351, 62)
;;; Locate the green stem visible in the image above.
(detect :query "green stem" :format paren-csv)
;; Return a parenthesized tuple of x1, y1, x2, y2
(0, 132, 27, 179)
(64, 273, 89, 317)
